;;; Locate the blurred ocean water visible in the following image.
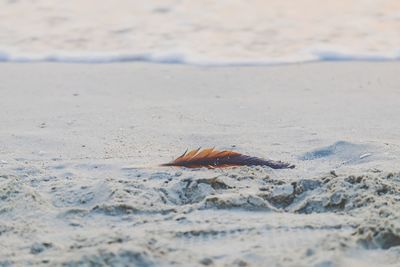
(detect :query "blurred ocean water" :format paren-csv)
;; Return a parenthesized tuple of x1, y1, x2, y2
(0, 0, 399, 65)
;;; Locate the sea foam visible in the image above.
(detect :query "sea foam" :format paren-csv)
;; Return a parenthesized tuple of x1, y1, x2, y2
(0, 48, 399, 66)
(0, 0, 399, 66)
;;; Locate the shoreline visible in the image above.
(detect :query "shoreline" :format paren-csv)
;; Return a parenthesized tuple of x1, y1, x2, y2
(1, 57, 400, 66)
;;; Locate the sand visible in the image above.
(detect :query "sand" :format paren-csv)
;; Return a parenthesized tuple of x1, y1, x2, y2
(1, 62, 400, 266)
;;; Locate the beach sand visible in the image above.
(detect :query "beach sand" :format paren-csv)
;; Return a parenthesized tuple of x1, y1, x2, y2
(1, 62, 400, 266)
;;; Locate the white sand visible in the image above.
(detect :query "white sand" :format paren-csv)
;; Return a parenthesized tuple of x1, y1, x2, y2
(1, 62, 400, 266)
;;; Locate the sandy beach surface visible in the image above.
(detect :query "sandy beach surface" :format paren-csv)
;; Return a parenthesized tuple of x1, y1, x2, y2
(1, 62, 400, 266)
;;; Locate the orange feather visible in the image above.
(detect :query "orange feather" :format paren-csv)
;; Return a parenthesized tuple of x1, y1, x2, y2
(162, 148, 294, 169)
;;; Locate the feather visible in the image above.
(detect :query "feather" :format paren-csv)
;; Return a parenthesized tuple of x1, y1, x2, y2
(162, 148, 295, 169)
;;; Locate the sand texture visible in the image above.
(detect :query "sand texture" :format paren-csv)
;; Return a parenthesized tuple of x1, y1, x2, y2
(1, 62, 400, 266)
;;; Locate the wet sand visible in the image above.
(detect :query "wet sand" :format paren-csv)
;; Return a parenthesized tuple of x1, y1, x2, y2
(1, 62, 400, 266)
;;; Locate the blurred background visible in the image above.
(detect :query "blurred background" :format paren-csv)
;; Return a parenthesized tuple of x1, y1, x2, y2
(0, 0, 399, 64)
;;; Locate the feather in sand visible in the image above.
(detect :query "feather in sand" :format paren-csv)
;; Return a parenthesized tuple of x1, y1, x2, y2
(162, 148, 295, 169)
